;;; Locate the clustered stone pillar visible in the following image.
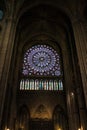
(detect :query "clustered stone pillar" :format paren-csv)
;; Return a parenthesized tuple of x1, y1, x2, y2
(72, 19, 87, 107)
(0, 17, 16, 129)
(72, 18, 87, 130)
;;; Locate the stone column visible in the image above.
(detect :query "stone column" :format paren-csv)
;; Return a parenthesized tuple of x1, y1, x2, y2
(72, 18, 87, 107)
(63, 50, 77, 130)
(0, 17, 16, 129)
(72, 18, 87, 130)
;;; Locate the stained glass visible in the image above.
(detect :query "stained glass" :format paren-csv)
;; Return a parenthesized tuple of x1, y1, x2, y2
(0, 10, 3, 20)
(35, 79, 39, 90)
(49, 80, 53, 90)
(46, 80, 49, 90)
(59, 80, 63, 90)
(20, 45, 64, 91)
(22, 45, 61, 76)
(20, 79, 63, 91)
(20, 80, 25, 90)
(30, 79, 34, 90)
(39, 80, 42, 90)
(54, 80, 58, 90)
(25, 80, 29, 90)
(43, 80, 47, 90)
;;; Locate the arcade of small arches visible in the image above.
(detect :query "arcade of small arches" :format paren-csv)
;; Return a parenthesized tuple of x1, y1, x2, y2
(16, 104, 69, 130)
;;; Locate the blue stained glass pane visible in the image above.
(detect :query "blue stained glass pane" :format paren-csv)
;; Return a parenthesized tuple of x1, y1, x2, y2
(39, 81, 42, 90)
(22, 45, 62, 76)
(0, 10, 3, 20)
(42, 80, 44, 89)
(59, 80, 63, 90)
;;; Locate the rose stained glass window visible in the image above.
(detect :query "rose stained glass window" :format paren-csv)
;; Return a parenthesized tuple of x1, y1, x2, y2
(22, 45, 62, 76)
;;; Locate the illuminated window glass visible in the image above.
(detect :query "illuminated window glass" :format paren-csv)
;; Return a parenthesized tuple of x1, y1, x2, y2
(20, 80, 24, 90)
(59, 80, 63, 90)
(20, 45, 63, 91)
(46, 80, 49, 90)
(54, 80, 58, 90)
(43, 80, 47, 90)
(35, 79, 39, 90)
(22, 45, 62, 76)
(0, 10, 3, 20)
(19, 79, 63, 91)
(30, 79, 34, 90)
(49, 80, 53, 90)
(25, 80, 29, 90)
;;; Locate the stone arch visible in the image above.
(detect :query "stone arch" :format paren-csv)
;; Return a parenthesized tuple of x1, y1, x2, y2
(52, 105, 69, 130)
(16, 104, 30, 130)
(33, 104, 50, 120)
(14, 1, 71, 26)
(11, 5, 82, 130)
(4, 3, 86, 130)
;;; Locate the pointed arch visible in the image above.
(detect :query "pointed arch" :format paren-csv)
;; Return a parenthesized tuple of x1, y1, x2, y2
(16, 105, 30, 130)
(33, 104, 50, 119)
(53, 105, 69, 130)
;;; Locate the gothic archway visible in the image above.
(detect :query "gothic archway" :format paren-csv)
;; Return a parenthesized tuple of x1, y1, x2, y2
(16, 105, 30, 130)
(53, 105, 69, 130)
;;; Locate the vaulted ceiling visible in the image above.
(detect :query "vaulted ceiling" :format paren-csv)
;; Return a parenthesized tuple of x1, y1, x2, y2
(0, 0, 86, 20)
(0, 0, 86, 56)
